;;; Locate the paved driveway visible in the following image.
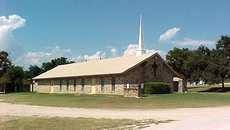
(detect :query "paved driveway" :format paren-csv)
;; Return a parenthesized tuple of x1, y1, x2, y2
(0, 102, 230, 130)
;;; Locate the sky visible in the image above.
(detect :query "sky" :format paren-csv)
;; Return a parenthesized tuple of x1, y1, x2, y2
(0, 0, 230, 67)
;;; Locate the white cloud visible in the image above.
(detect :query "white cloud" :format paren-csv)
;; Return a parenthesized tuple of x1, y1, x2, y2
(22, 51, 51, 65)
(110, 48, 117, 57)
(159, 27, 180, 42)
(0, 15, 25, 32)
(15, 44, 108, 67)
(0, 14, 26, 46)
(17, 43, 168, 67)
(173, 38, 215, 46)
(123, 44, 138, 56)
(123, 44, 166, 58)
(73, 51, 106, 62)
(84, 51, 106, 60)
(0, 14, 26, 61)
(16, 46, 73, 66)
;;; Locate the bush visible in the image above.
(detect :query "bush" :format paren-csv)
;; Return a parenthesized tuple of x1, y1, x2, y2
(144, 82, 171, 94)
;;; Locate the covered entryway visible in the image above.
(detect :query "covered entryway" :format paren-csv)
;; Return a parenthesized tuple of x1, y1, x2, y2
(173, 77, 184, 92)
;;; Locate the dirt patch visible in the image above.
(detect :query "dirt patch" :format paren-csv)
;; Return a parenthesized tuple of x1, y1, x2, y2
(0, 116, 19, 122)
(1, 102, 230, 130)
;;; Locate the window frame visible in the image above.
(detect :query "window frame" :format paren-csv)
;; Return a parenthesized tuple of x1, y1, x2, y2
(111, 77, 115, 92)
(66, 79, 69, 91)
(73, 79, 76, 91)
(59, 80, 62, 91)
(81, 78, 85, 92)
(100, 78, 105, 92)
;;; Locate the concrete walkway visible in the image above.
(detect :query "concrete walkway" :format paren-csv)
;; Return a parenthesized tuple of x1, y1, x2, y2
(0, 102, 230, 130)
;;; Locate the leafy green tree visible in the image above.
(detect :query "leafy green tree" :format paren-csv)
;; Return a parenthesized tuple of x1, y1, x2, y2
(0, 51, 12, 93)
(216, 35, 230, 58)
(190, 46, 210, 83)
(166, 36, 230, 89)
(8, 66, 25, 91)
(0, 51, 11, 76)
(41, 57, 74, 72)
(206, 36, 230, 88)
(25, 65, 42, 79)
(0, 73, 10, 93)
(166, 48, 193, 81)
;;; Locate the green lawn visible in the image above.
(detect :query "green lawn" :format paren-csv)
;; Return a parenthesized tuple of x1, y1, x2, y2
(1, 92, 230, 109)
(0, 117, 156, 130)
(188, 85, 230, 92)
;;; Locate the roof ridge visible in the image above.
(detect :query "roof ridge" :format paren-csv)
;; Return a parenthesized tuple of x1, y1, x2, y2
(61, 53, 154, 66)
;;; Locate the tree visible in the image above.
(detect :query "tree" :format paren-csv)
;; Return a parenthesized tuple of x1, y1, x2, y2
(190, 46, 210, 83)
(0, 51, 11, 76)
(166, 48, 193, 81)
(41, 57, 74, 72)
(0, 51, 11, 93)
(0, 73, 10, 93)
(24, 57, 74, 80)
(206, 36, 230, 88)
(216, 35, 230, 58)
(8, 66, 25, 91)
(25, 65, 42, 79)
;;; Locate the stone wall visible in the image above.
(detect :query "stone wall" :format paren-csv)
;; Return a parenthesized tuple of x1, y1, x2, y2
(34, 76, 125, 95)
(143, 54, 175, 90)
(121, 54, 178, 96)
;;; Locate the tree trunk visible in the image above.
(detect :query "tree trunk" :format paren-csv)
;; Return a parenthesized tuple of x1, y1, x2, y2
(4, 83, 6, 94)
(183, 78, 188, 92)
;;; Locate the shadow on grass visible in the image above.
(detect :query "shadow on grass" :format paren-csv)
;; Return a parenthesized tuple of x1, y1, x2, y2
(199, 87, 230, 93)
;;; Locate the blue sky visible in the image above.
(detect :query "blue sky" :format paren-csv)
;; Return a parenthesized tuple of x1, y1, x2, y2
(0, 0, 230, 67)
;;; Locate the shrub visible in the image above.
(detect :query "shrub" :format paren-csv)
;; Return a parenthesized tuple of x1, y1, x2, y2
(144, 82, 171, 94)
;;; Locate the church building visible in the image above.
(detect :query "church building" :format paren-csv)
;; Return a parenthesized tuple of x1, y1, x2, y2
(32, 16, 185, 97)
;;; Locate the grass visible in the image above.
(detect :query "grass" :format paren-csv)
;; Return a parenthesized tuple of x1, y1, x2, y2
(188, 85, 230, 93)
(1, 91, 230, 109)
(0, 117, 144, 130)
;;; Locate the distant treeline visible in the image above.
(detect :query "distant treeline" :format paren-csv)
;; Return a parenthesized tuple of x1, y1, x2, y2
(0, 55, 74, 93)
(0, 35, 229, 93)
(166, 35, 230, 88)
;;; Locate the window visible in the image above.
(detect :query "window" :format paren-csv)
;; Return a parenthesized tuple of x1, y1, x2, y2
(59, 80, 62, 91)
(50, 80, 54, 86)
(111, 77, 115, 92)
(74, 79, 76, 91)
(152, 62, 158, 77)
(126, 83, 130, 89)
(124, 80, 130, 89)
(91, 78, 96, 85)
(101, 78, 104, 92)
(81, 79, 85, 92)
(66, 80, 69, 91)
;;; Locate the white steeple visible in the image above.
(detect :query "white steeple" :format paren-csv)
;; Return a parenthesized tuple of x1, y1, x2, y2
(136, 14, 145, 56)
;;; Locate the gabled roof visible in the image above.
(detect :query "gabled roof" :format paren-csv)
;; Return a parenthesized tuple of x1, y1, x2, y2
(33, 53, 154, 79)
